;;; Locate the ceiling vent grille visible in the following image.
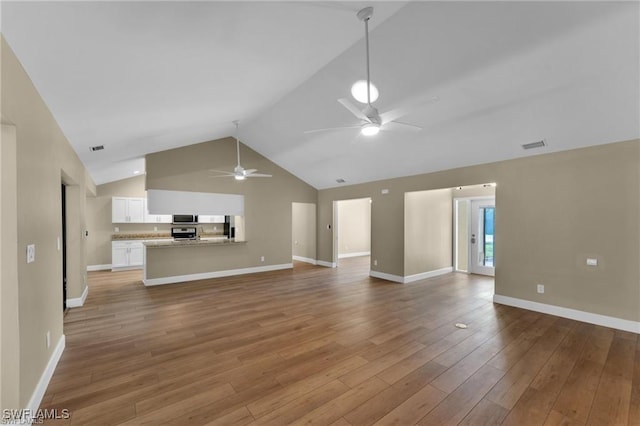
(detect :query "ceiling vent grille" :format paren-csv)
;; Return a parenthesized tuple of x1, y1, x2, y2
(90, 145, 104, 152)
(522, 140, 546, 150)
(336, 178, 346, 183)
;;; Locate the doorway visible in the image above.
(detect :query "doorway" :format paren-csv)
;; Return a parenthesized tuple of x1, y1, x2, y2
(334, 198, 371, 266)
(454, 195, 495, 276)
(469, 199, 495, 276)
(61, 183, 67, 311)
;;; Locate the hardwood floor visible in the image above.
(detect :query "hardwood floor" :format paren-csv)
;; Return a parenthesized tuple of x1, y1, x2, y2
(40, 257, 639, 425)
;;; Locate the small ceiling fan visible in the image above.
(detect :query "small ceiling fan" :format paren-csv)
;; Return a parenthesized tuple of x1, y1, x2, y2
(210, 121, 272, 180)
(305, 6, 438, 137)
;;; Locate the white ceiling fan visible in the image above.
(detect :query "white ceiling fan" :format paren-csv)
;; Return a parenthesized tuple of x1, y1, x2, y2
(210, 121, 272, 180)
(305, 6, 438, 137)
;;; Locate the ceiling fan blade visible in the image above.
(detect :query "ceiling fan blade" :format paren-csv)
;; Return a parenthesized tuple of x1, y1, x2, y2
(209, 174, 235, 178)
(244, 169, 257, 175)
(337, 98, 371, 123)
(304, 125, 361, 134)
(383, 121, 423, 132)
(380, 95, 439, 125)
(246, 173, 272, 178)
(208, 169, 235, 174)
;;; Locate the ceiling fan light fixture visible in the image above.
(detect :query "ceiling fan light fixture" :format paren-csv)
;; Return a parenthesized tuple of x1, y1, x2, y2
(361, 123, 380, 136)
(351, 80, 378, 104)
(234, 174, 245, 181)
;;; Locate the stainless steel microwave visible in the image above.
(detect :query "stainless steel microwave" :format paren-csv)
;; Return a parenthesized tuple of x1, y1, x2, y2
(172, 214, 198, 224)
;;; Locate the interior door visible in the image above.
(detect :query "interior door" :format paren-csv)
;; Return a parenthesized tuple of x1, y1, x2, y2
(470, 199, 495, 276)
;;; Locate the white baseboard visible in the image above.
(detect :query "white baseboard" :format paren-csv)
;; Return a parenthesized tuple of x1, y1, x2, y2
(494, 295, 640, 334)
(404, 267, 453, 283)
(316, 260, 337, 268)
(338, 251, 371, 259)
(19, 335, 65, 424)
(66, 285, 88, 308)
(143, 263, 293, 286)
(370, 267, 453, 284)
(86, 264, 111, 271)
(292, 256, 317, 265)
(369, 270, 404, 283)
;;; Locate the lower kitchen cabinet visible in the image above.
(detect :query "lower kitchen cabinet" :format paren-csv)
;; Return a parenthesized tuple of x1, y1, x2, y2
(112, 240, 144, 269)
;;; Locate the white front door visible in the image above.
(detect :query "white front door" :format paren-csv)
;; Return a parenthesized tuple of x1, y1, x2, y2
(470, 199, 495, 276)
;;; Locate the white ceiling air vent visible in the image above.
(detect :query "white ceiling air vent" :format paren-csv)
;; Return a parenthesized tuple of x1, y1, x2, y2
(522, 140, 546, 150)
(90, 145, 104, 152)
(336, 178, 346, 184)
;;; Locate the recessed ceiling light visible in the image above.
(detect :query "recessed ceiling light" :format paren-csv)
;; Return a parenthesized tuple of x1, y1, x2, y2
(351, 80, 378, 104)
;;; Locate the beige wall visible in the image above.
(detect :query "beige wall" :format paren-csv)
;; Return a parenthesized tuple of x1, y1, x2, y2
(145, 137, 317, 275)
(86, 175, 174, 266)
(317, 140, 640, 322)
(1, 124, 20, 410)
(337, 198, 371, 257)
(1, 37, 92, 407)
(456, 200, 469, 272)
(292, 202, 316, 261)
(404, 189, 453, 276)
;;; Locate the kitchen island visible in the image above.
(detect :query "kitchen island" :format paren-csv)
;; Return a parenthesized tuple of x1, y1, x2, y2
(143, 238, 291, 286)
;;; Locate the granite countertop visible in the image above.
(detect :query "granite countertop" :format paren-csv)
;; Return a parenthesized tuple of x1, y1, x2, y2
(143, 237, 246, 248)
(112, 233, 224, 241)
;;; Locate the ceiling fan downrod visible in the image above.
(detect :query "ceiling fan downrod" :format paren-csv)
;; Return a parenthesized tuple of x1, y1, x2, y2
(357, 7, 374, 106)
(232, 120, 241, 168)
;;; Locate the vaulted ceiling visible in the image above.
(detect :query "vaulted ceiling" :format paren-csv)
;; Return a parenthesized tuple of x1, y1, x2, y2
(2, 1, 638, 189)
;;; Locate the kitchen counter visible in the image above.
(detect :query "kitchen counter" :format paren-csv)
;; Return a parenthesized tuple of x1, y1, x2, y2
(143, 238, 246, 248)
(143, 238, 267, 286)
(112, 232, 225, 240)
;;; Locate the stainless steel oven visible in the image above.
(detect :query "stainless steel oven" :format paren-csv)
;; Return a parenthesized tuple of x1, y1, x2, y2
(171, 227, 197, 240)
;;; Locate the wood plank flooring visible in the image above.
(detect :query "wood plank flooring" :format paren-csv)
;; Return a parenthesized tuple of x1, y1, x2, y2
(40, 257, 640, 425)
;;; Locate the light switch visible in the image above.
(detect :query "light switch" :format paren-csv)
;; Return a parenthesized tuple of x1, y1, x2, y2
(27, 244, 35, 263)
(586, 258, 598, 266)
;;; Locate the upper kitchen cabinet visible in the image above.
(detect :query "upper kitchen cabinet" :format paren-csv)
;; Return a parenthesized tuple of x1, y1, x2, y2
(144, 201, 172, 224)
(112, 197, 145, 223)
(199, 215, 226, 223)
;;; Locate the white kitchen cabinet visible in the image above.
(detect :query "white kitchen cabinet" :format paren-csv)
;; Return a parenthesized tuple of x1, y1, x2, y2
(199, 215, 226, 223)
(112, 197, 145, 223)
(112, 240, 144, 269)
(144, 200, 172, 223)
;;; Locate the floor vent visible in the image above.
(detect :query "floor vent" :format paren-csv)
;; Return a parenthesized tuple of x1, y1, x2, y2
(522, 140, 546, 150)
(90, 145, 104, 152)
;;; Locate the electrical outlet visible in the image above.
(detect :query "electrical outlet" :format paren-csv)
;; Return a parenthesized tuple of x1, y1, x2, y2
(46, 331, 51, 348)
(154, 226, 158, 231)
(57, 237, 61, 251)
(213, 226, 217, 231)
(373, 259, 378, 266)
(537, 284, 545, 294)
(260, 256, 265, 262)
(114, 226, 119, 232)
(26, 244, 36, 263)
(586, 258, 598, 266)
